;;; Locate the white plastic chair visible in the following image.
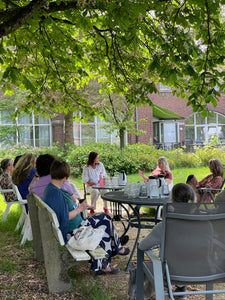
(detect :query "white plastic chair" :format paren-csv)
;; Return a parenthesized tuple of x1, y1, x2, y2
(0, 185, 19, 222)
(13, 184, 33, 245)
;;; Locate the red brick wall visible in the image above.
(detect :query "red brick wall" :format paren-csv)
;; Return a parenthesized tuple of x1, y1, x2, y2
(131, 91, 225, 145)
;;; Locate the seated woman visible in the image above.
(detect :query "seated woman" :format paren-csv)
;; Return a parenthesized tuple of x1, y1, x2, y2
(186, 158, 223, 203)
(138, 183, 196, 299)
(82, 151, 109, 214)
(0, 158, 18, 202)
(29, 154, 81, 202)
(139, 156, 173, 186)
(12, 153, 36, 212)
(43, 159, 129, 275)
(136, 156, 173, 213)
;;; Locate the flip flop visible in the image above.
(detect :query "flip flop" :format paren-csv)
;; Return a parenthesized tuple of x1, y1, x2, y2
(95, 267, 120, 276)
(119, 247, 130, 256)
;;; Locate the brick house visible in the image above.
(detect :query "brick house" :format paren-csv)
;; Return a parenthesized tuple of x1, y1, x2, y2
(1, 86, 225, 147)
(128, 86, 225, 148)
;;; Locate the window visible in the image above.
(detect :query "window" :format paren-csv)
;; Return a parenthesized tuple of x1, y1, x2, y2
(0, 111, 51, 147)
(73, 114, 120, 145)
(185, 112, 225, 143)
(153, 121, 179, 144)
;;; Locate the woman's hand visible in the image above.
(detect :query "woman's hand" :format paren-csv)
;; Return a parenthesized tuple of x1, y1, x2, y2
(78, 199, 88, 212)
(138, 170, 145, 177)
(87, 181, 96, 186)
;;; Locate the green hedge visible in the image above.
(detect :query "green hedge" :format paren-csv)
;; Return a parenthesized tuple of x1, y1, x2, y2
(1, 142, 225, 177)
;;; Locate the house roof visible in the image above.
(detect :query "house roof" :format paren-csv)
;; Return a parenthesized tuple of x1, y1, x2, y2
(152, 104, 184, 120)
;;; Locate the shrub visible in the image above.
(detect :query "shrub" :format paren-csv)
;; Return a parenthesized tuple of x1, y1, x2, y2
(0, 142, 225, 177)
(0, 142, 65, 162)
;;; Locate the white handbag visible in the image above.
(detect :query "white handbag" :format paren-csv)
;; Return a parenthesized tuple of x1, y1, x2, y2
(67, 225, 104, 251)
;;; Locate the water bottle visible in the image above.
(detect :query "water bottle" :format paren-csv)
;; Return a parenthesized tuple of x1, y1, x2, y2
(99, 172, 104, 187)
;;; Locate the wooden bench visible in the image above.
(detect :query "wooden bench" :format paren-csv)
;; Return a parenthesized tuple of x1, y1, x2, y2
(27, 192, 107, 293)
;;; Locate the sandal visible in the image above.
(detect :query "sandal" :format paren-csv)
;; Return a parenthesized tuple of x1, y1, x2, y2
(119, 247, 130, 256)
(95, 267, 120, 276)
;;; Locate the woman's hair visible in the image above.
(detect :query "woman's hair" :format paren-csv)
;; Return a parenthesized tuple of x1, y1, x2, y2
(13, 155, 23, 167)
(36, 154, 55, 177)
(12, 153, 36, 185)
(0, 158, 12, 174)
(209, 158, 223, 177)
(171, 183, 196, 203)
(87, 151, 99, 166)
(158, 156, 170, 172)
(50, 160, 70, 180)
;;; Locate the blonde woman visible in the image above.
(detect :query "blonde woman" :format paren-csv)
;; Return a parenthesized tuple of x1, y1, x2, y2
(139, 156, 172, 185)
(12, 153, 36, 200)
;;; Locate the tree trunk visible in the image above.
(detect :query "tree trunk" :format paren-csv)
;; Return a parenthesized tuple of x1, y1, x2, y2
(119, 128, 125, 150)
(64, 111, 74, 145)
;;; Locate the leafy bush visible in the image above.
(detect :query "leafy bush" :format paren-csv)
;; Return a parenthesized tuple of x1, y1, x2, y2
(0, 142, 65, 162)
(0, 142, 225, 177)
(67, 142, 181, 176)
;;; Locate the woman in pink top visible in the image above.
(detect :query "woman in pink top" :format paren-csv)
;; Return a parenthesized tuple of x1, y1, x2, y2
(187, 158, 223, 203)
(139, 156, 172, 185)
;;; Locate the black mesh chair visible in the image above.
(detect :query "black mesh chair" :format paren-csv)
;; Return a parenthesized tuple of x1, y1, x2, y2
(137, 202, 225, 300)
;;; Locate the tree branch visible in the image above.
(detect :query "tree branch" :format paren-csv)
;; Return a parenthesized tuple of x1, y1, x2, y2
(0, 0, 49, 38)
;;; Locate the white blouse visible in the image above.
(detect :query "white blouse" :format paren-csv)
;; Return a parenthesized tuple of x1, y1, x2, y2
(82, 162, 107, 185)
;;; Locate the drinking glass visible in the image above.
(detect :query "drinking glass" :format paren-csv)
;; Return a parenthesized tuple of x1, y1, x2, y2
(139, 183, 147, 197)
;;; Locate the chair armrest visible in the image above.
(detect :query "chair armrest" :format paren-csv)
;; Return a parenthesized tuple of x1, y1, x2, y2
(137, 247, 165, 300)
(145, 249, 160, 261)
(0, 189, 15, 193)
(198, 188, 223, 192)
(19, 199, 27, 204)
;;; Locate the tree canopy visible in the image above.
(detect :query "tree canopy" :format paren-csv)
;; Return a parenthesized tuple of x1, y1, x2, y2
(1, 0, 225, 118)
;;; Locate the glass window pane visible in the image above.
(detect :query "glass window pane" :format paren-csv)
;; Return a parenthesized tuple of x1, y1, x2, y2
(220, 126, 225, 139)
(207, 112, 216, 124)
(73, 122, 80, 146)
(18, 126, 33, 145)
(218, 114, 225, 124)
(35, 126, 50, 147)
(196, 127, 205, 141)
(160, 123, 164, 142)
(97, 124, 111, 143)
(153, 122, 160, 142)
(185, 115, 194, 125)
(18, 113, 32, 124)
(1, 111, 14, 125)
(34, 115, 50, 125)
(195, 113, 205, 125)
(81, 124, 95, 144)
(185, 126, 194, 140)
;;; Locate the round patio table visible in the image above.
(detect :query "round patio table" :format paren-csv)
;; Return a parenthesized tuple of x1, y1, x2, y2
(102, 190, 170, 271)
